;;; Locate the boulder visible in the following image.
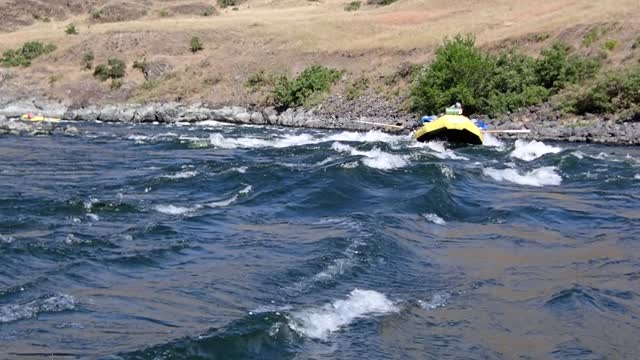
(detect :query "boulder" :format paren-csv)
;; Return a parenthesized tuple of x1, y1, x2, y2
(142, 62, 173, 81)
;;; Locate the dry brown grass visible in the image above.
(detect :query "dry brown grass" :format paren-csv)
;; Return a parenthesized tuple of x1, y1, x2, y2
(1, 0, 639, 104)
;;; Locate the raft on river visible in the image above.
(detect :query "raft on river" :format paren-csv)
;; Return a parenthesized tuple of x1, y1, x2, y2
(20, 114, 61, 122)
(414, 114, 484, 145)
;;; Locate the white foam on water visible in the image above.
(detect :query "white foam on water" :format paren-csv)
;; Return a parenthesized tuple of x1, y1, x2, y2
(331, 142, 408, 170)
(341, 161, 359, 169)
(635, 174, 640, 180)
(418, 292, 450, 310)
(290, 238, 365, 294)
(208, 133, 316, 149)
(325, 130, 406, 144)
(0, 294, 76, 324)
(289, 289, 398, 340)
(421, 141, 469, 160)
(206, 195, 238, 208)
(83, 197, 99, 212)
(163, 170, 198, 179)
(510, 140, 562, 161)
(439, 165, 454, 179)
(227, 166, 248, 174)
(482, 133, 505, 148)
(206, 130, 410, 150)
(422, 213, 446, 225)
(154, 204, 202, 215)
(315, 157, 335, 166)
(194, 120, 232, 127)
(571, 151, 586, 159)
(239, 185, 253, 195)
(483, 166, 562, 187)
(86, 213, 99, 221)
(0, 234, 15, 244)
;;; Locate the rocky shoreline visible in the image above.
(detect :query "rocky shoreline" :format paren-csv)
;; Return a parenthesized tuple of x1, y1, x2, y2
(1, 98, 640, 145)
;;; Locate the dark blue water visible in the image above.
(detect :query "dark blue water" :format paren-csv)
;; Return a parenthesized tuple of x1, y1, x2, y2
(1, 121, 640, 359)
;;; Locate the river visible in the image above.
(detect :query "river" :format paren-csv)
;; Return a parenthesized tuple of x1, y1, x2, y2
(1, 121, 639, 359)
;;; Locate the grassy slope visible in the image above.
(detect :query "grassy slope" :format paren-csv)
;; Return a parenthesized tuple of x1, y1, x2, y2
(0, 0, 639, 107)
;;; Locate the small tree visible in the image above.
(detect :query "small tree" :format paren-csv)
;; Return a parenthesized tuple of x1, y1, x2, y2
(411, 35, 495, 115)
(190, 37, 203, 53)
(65, 23, 78, 35)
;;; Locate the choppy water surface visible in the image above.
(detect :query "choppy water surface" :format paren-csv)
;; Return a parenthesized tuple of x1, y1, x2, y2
(1, 121, 640, 359)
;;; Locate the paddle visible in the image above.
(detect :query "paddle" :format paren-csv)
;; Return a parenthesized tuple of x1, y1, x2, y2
(481, 129, 531, 134)
(355, 120, 404, 129)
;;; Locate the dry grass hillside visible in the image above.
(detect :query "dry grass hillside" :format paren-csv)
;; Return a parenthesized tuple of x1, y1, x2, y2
(0, 0, 639, 107)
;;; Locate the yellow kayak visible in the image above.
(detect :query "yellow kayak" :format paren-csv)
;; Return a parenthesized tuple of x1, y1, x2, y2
(20, 114, 61, 122)
(414, 115, 483, 145)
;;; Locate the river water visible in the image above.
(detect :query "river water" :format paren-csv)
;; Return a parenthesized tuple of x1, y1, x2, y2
(1, 121, 639, 359)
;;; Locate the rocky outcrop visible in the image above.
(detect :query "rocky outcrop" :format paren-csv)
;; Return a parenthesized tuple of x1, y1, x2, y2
(0, 98, 67, 118)
(142, 62, 173, 80)
(0, 117, 79, 136)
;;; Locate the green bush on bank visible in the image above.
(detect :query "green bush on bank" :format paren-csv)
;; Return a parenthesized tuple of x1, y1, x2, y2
(1, 41, 57, 67)
(273, 65, 341, 109)
(561, 65, 640, 115)
(411, 35, 602, 116)
(345, 1, 361, 11)
(94, 58, 126, 81)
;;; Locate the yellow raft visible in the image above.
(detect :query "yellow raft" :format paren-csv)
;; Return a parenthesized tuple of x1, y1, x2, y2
(414, 115, 483, 145)
(20, 114, 61, 122)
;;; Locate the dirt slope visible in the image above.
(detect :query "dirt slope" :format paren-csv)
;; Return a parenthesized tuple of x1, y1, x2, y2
(0, 0, 638, 107)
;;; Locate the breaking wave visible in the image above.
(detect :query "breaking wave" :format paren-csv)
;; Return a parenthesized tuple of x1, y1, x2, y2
(288, 289, 398, 340)
(331, 142, 408, 170)
(483, 166, 562, 187)
(510, 140, 562, 161)
(0, 294, 77, 324)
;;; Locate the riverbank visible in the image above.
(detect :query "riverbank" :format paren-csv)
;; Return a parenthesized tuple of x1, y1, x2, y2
(2, 98, 640, 145)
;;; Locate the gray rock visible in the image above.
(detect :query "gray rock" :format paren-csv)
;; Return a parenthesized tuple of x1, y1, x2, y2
(250, 111, 264, 124)
(234, 112, 251, 123)
(64, 126, 80, 135)
(142, 62, 173, 80)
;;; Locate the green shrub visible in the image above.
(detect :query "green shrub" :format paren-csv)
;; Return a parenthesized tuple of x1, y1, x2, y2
(111, 79, 123, 90)
(367, 0, 397, 5)
(1, 41, 57, 67)
(534, 42, 600, 90)
(133, 59, 146, 72)
(345, 1, 361, 11)
(346, 76, 369, 100)
(411, 37, 600, 116)
(65, 23, 78, 35)
(563, 66, 640, 114)
(602, 39, 618, 51)
(634, 37, 640, 50)
(93, 58, 126, 81)
(159, 10, 170, 17)
(411, 35, 495, 115)
(82, 52, 94, 70)
(190, 36, 203, 53)
(486, 49, 551, 113)
(217, 0, 237, 8)
(273, 65, 341, 109)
